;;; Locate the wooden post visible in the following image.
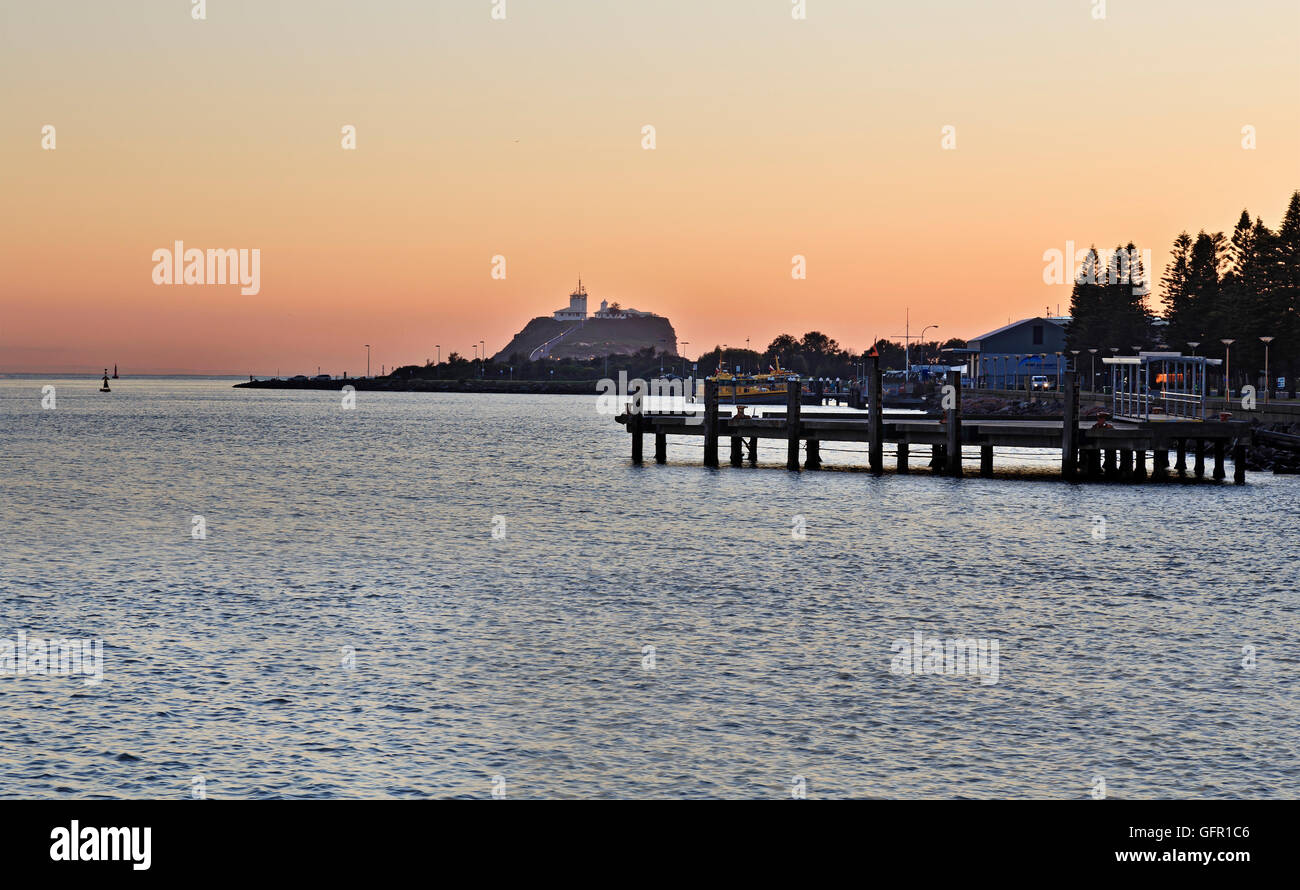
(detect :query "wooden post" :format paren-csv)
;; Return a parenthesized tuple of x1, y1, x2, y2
(1213, 440, 1226, 480)
(1194, 439, 1205, 478)
(805, 438, 821, 470)
(1233, 440, 1246, 484)
(786, 378, 801, 471)
(1084, 448, 1100, 479)
(730, 435, 743, 466)
(1103, 449, 1116, 476)
(980, 444, 994, 477)
(1061, 371, 1078, 479)
(1134, 450, 1147, 480)
(654, 431, 666, 464)
(945, 369, 962, 477)
(932, 444, 946, 474)
(631, 392, 644, 464)
(868, 357, 883, 474)
(1120, 448, 1133, 477)
(703, 379, 719, 468)
(747, 436, 758, 464)
(1175, 439, 1187, 476)
(897, 440, 909, 474)
(1152, 445, 1169, 481)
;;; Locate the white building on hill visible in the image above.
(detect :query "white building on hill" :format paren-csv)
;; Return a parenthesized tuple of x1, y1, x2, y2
(553, 280, 588, 321)
(553, 279, 659, 321)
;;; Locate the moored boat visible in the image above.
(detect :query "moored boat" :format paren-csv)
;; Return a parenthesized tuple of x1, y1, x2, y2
(709, 361, 814, 405)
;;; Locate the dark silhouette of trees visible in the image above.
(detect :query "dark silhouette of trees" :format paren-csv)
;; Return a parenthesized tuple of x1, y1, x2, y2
(1161, 191, 1300, 394)
(1066, 243, 1153, 355)
(1066, 191, 1300, 394)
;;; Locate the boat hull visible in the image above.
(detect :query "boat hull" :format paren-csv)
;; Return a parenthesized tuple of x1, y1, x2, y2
(718, 392, 798, 405)
(723, 394, 856, 406)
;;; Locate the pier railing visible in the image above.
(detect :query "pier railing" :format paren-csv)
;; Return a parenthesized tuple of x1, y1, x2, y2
(1104, 353, 1220, 422)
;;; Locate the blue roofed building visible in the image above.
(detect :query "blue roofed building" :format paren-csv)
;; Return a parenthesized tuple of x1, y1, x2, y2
(968, 316, 1069, 390)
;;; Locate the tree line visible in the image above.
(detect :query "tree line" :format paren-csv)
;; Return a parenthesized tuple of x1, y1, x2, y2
(1068, 189, 1300, 392)
(700, 331, 966, 380)
(393, 331, 969, 383)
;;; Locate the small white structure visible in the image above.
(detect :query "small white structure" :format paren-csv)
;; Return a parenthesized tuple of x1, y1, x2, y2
(593, 298, 656, 319)
(554, 280, 660, 321)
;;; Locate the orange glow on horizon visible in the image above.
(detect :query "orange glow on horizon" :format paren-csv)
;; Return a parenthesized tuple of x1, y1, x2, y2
(2, 1, 1297, 373)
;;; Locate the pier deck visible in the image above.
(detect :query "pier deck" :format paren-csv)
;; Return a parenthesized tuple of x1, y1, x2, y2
(616, 363, 1250, 483)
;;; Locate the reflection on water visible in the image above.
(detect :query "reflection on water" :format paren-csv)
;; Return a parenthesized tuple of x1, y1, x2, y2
(0, 377, 1296, 798)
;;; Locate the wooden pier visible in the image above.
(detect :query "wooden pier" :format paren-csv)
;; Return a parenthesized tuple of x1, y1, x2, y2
(617, 360, 1251, 483)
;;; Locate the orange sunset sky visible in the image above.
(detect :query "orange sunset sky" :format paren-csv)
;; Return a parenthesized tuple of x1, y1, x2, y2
(2, 0, 1298, 374)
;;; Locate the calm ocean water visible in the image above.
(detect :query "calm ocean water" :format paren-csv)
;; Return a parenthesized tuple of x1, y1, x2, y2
(1, 376, 1297, 799)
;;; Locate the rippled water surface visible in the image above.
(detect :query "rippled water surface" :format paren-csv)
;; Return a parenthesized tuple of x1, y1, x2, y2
(1, 377, 1297, 799)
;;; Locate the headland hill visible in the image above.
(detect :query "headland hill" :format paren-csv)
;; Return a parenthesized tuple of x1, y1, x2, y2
(236, 279, 682, 393)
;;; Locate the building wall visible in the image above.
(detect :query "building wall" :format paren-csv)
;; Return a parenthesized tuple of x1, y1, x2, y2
(971, 319, 1069, 389)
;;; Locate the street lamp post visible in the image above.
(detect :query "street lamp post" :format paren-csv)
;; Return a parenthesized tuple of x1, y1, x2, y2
(365, 344, 371, 378)
(900, 323, 938, 391)
(1221, 339, 1235, 403)
(1088, 348, 1097, 392)
(918, 324, 938, 374)
(1260, 336, 1274, 402)
(1187, 341, 1199, 357)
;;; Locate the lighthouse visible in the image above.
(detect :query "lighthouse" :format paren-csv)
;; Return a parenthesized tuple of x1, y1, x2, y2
(551, 279, 588, 322)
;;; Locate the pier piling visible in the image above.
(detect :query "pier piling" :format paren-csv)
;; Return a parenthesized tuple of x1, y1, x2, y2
(631, 392, 644, 464)
(1152, 446, 1169, 481)
(980, 445, 994, 477)
(654, 431, 666, 463)
(1213, 440, 1226, 480)
(805, 438, 821, 470)
(1061, 371, 1078, 479)
(703, 379, 719, 468)
(1233, 441, 1246, 484)
(945, 369, 962, 477)
(786, 379, 801, 471)
(867, 358, 883, 474)
(730, 435, 743, 467)
(898, 441, 910, 474)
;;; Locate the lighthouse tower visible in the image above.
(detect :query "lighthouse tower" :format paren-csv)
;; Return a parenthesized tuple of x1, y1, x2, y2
(552, 279, 589, 321)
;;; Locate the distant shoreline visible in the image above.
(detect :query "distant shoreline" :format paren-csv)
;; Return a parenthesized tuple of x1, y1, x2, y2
(234, 377, 598, 395)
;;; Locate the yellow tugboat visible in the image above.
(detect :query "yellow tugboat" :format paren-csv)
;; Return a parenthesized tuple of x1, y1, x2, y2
(709, 360, 808, 405)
